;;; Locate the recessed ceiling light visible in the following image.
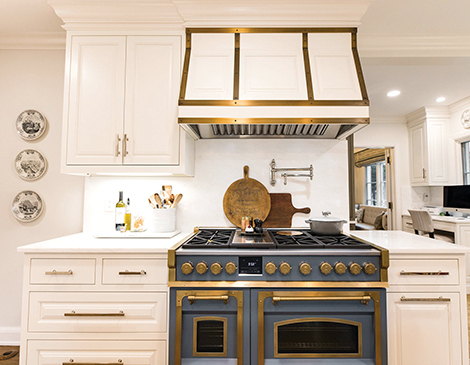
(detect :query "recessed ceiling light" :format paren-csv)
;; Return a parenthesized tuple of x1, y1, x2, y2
(436, 97, 446, 102)
(387, 90, 401, 97)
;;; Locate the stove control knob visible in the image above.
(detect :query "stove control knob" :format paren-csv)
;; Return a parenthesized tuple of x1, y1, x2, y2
(349, 262, 362, 276)
(320, 262, 332, 275)
(210, 262, 223, 275)
(279, 262, 292, 275)
(181, 262, 194, 275)
(363, 262, 377, 275)
(299, 262, 312, 275)
(196, 261, 208, 275)
(334, 262, 347, 275)
(265, 262, 277, 275)
(225, 262, 237, 275)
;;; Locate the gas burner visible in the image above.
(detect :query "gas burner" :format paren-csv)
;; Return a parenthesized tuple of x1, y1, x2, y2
(182, 229, 235, 248)
(271, 230, 372, 249)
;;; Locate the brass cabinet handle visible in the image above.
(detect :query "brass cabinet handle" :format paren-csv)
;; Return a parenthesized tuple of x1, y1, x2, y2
(123, 134, 129, 157)
(63, 361, 123, 365)
(400, 296, 450, 302)
(116, 135, 121, 157)
(45, 270, 73, 275)
(272, 295, 371, 306)
(400, 270, 449, 276)
(64, 310, 125, 317)
(187, 294, 229, 305)
(118, 270, 147, 275)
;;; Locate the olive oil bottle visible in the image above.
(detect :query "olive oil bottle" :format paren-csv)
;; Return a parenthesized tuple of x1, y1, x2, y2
(115, 191, 126, 231)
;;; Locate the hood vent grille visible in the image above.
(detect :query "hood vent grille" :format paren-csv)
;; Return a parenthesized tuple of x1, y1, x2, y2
(212, 124, 329, 137)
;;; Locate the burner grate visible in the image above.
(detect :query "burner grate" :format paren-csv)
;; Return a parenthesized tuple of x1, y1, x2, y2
(272, 230, 372, 249)
(182, 229, 235, 248)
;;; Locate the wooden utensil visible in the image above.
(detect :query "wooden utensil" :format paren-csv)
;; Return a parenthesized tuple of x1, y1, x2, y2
(223, 166, 271, 227)
(154, 193, 163, 209)
(171, 193, 183, 208)
(263, 193, 311, 228)
(148, 194, 157, 209)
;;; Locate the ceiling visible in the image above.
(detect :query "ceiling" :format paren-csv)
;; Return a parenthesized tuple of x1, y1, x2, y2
(1, 0, 470, 119)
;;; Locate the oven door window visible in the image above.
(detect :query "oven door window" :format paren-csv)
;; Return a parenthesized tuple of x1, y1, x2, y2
(193, 316, 227, 357)
(274, 318, 361, 357)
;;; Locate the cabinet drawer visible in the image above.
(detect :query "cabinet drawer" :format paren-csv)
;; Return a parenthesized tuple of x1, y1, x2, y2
(30, 259, 95, 285)
(27, 340, 166, 365)
(389, 259, 459, 285)
(29, 292, 167, 333)
(102, 259, 167, 285)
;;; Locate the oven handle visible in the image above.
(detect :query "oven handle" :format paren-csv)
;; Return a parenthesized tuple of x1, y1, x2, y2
(400, 270, 449, 276)
(272, 295, 371, 306)
(187, 294, 229, 305)
(400, 296, 451, 302)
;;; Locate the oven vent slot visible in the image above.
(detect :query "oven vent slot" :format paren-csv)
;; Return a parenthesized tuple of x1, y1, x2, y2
(209, 124, 329, 137)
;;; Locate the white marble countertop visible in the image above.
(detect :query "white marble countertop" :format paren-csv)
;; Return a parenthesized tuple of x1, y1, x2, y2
(351, 230, 470, 254)
(402, 213, 470, 224)
(17, 232, 192, 254)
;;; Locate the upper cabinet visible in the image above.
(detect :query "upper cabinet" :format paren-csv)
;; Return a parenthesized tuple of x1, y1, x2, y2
(407, 107, 458, 186)
(61, 34, 194, 176)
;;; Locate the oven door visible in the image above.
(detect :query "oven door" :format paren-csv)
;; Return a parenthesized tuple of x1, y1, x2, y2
(171, 289, 248, 365)
(252, 289, 386, 365)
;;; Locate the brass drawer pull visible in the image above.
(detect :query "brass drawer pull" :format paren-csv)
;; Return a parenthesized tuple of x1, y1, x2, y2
(272, 295, 371, 306)
(63, 360, 123, 365)
(118, 270, 147, 275)
(45, 270, 73, 275)
(64, 310, 125, 317)
(400, 296, 450, 302)
(400, 270, 449, 276)
(187, 294, 229, 305)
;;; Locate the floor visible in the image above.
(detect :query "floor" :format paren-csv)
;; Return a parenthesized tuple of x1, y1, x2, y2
(0, 347, 19, 365)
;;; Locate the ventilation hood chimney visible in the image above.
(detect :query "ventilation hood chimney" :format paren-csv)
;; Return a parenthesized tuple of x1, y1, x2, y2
(178, 28, 369, 140)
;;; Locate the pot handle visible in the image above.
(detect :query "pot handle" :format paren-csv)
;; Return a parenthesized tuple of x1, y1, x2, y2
(322, 210, 331, 217)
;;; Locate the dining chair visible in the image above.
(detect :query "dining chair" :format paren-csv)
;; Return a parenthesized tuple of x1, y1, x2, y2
(407, 209, 454, 242)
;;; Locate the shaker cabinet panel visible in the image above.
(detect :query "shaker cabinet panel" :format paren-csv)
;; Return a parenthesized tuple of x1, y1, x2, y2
(30, 258, 95, 285)
(409, 123, 427, 184)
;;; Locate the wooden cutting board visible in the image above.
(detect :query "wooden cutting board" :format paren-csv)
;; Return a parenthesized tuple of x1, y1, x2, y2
(223, 166, 271, 227)
(263, 193, 311, 228)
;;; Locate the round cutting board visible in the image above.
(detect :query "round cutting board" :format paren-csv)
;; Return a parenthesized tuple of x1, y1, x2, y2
(223, 166, 271, 227)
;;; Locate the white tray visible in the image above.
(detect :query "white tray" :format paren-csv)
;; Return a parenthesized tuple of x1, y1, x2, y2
(93, 230, 181, 238)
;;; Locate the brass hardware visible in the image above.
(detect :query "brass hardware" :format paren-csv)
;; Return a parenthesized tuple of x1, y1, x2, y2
(225, 261, 237, 275)
(400, 270, 450, 276)
(116, 135, 121, 156)
(178, 32, 191, 101)
(363, 262, 377, 275)
(274, 317, 362, 358)
(63, 362, 123, 365)
(302, 33, 314, 101)
(123, 134, 129, 157)
(188, 294, 229, 305)
(351, 32, 369, 103)
(349, 262, 361, 275)
(45, 270, 73, 275)
(118, 270, 146, 275)
(193, 316, 228, 357)
(299, 262, 312, 275)
(187, 28, 358, 34)
(233, 33, 240, 100)
(210, 262, 223, 275)
(64, 310, 124, 317)
(196, 261, 208, 275)
(400, 296, 451, 302)
(272, 295, 371, 306)
(279, 262, 292, 275)
(265, 262, 277, 275)
(181, 262, 194, 275)
(179, 99, 369, 106)
(334, 262, 347, 275)
(319, 262, 332, 275)
(179, 117, 369, 124)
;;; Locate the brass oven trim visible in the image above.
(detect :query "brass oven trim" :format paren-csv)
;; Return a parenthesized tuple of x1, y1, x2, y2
(257, 290, 382, 364)
(273, 317, 363, 358)
(193, 316, 228, 357)
(169, 281, 388, 288)
(175, 290, 244, 365)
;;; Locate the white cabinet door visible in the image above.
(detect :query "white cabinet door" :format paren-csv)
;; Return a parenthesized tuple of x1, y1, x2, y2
(387, 292, 461, 365)
(409, 123, 427, 185)
(427, 120, 449, 184)
(124, 36, 180, 165)
(457, 225, 470, 288)
(67, 36, 126, 165)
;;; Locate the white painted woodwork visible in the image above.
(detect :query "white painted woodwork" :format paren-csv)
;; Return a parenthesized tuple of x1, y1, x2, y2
(102, 259, 168, 285)
(239, 33, 308, 100)
(27, 340, 166, 365)
(457, 225, 470, 288)
(308, 33, 362, 100)
(389, 259, 459, 286)
(30, 258, 96, 285)
(29, 292, 167, 333)
(387, 292, 461, 365)
(66, 36, 126, 165)
(124, 36, 180, 165)
(428, 120, 449, 183)
(185, 33, 235, 100)
(409, 122, 427, 184)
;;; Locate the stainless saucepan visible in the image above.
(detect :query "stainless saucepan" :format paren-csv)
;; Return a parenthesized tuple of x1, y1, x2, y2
(305, 210, 346, 235)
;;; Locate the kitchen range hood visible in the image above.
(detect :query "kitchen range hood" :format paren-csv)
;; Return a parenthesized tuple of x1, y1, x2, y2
(178, 28, 369, 140)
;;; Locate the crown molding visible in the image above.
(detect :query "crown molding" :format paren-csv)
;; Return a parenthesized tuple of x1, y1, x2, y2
(449, 96, 470, 114)
(0, 32, 66, 50)
(370, 117, 407, 124)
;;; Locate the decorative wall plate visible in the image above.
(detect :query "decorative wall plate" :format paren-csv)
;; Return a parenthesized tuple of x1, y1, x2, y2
(15, 149, 47, 180)
(461, 109, 470, 129)
(16, 110, 47, 140)
(11, 191, 44, 222)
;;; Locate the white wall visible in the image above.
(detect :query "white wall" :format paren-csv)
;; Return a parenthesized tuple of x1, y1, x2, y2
(0, 50, 84, 344)
(83, 139, 349, 234)
(354, 119, 410, 229)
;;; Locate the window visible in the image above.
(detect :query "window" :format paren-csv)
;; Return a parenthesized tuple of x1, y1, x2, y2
(365, 162, 386, 207)
(462, 141, 470, 184)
